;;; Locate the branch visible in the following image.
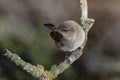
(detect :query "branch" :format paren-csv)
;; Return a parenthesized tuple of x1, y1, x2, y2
(0, 0, 95, 80)
(0, 49, 45, 79)
(80, 0, 88, 22)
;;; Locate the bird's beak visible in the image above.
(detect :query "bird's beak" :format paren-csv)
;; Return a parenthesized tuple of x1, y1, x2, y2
(44, 23, 57, 30)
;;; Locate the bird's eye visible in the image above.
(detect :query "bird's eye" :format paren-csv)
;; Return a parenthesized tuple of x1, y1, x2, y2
(62, 29, 68, 32)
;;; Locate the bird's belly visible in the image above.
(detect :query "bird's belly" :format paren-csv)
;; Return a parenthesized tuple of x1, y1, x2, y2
(59, 36, 85, 52)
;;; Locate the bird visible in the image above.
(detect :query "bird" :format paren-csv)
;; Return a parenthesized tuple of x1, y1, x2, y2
(44, 20, 85, 52)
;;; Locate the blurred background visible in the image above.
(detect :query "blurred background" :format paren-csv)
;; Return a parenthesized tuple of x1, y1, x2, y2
(0, 0, 120, 80)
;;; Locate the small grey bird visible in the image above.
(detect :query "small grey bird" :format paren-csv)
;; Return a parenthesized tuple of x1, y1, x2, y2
(44, 20, 85, 52)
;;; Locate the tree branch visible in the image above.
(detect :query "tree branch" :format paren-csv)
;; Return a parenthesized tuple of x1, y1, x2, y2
(80, 0, 88, 22)
(0, 0, 95, 80)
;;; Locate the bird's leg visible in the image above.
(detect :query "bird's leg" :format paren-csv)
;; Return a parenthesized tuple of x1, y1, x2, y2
(64, 47, 81, 59)
(64, 51, 71, 59)
(77, 47, 81, 50)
